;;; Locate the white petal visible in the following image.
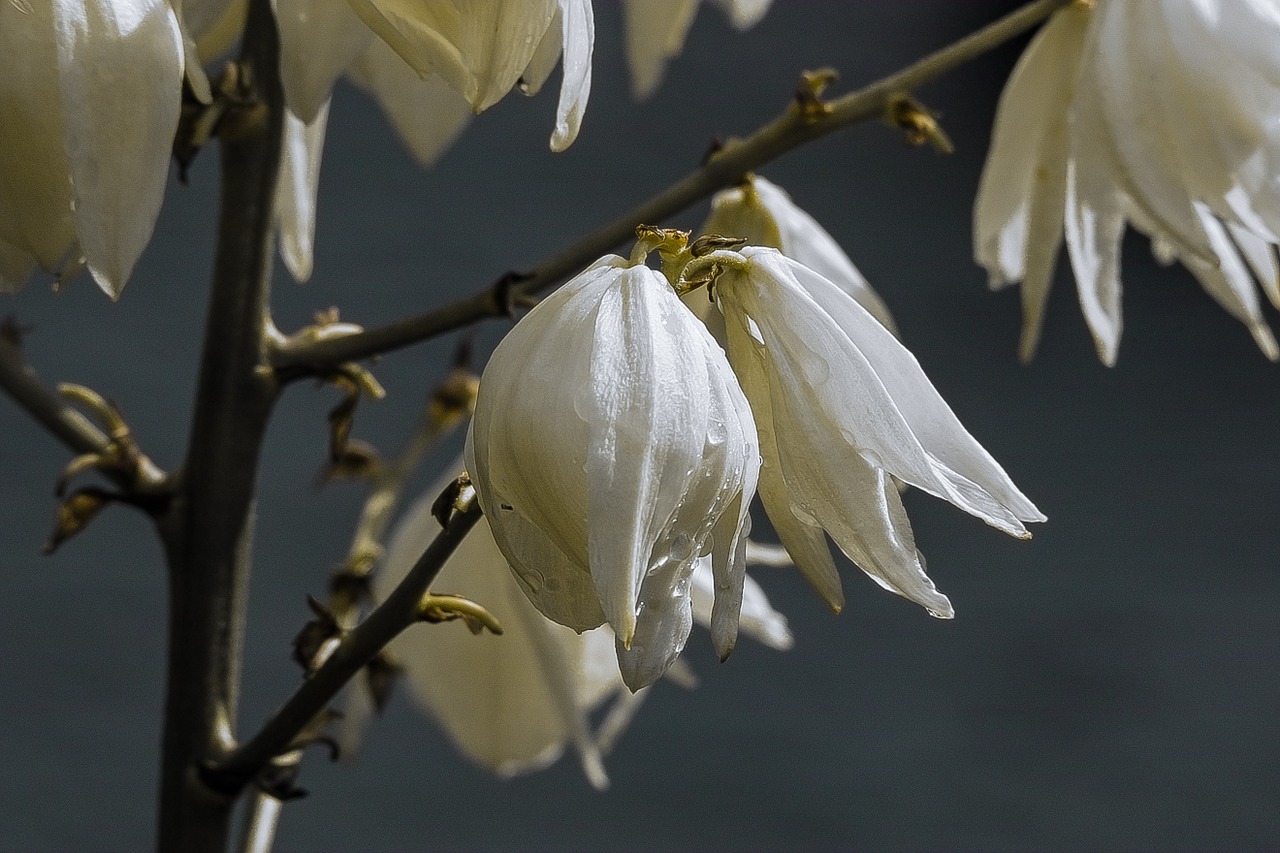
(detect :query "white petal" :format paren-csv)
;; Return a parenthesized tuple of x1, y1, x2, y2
(1229, 222, 1280, 310)
(690, 558, 792, 651)
(470, 256, 757, 689)
(466, 425, 606, 633)
(348, 37, 473, 167)
(712, 0, 770, 30)
(348, 0, 557, 112)
(274, 0, 373, 123)
(168, 0, 212, 103)
(730, 338, 844, 611)
(1184, 206, 1279, 360)
(720, 296, 953, 617)
(53, 0, 185, 297)
(725, 249, 1042, 536)
(0, 1, 78, 274)
(376, 479, 623, 787)
(622, 0, 698, 100)
(548, 0, 592, 152)
(705, 176, 899, 335)
(1064, 87, 1127, 367)
(274, 103, 327, 283)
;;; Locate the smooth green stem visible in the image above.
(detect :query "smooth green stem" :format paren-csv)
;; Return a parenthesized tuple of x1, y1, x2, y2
(155, 0, 284, 850)
(272, 0, 1073, 370)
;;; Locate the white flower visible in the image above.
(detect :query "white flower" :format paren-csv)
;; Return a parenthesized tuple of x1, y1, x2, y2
(466, 254, 760, 690)
(707, 247, 1044, 615)
(0, 0, 186, 297)
(348, 474, 792, 788)
(696, 174, 899, 337)
(623, 0, 771, 100)
(340, 0, 595, 151)
(975, 0, 1280, 365)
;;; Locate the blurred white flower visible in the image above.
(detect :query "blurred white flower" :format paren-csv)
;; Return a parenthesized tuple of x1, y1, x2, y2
(0, 0, 186, 297)
(707, 247, 1044, 615)
(349, 475, 792, 788)
(695, 174, 899, 337)
(466, 254, 760, 690)
(976, 0, 1280, 364)
(623, 0, 771, 100)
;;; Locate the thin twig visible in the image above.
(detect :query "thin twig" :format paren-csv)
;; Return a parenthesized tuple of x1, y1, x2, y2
(205, 490, 483, 794)
(272, 0, 1073, 371)
(0, 334, 111, 457)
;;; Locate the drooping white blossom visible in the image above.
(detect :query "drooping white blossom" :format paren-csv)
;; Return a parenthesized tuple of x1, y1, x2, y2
(708, 247, 1044, 615)
(349, 473, 792, 788)
(466, 255, 760, 690)
(623, 0, 771, 100)
(0, 0, 186, 297)
(342, 0, 595, 151)
(697, 174, 899, 336)
(976, 0, 1280, 364)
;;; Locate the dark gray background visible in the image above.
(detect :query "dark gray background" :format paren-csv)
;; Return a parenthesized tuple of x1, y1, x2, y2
(2, 2, 1277, 850)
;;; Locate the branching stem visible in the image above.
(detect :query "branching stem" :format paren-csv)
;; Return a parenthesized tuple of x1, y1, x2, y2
(206, 492, 483, 794)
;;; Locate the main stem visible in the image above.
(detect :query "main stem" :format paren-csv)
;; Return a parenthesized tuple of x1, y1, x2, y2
(155, 1, 284, 850)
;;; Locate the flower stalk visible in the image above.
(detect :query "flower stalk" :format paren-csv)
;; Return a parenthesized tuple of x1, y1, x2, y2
(155, 0, 285, 848)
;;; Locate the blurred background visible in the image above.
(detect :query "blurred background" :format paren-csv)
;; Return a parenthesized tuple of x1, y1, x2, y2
(2, 2, 1278, 850)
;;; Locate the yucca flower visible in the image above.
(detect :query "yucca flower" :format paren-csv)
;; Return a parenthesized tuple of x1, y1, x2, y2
(334, 0, 594, 151)
(975, 0, 1280, 364)
(702, 246, 1044, 615)
(466, 254, 760, 690)
(0, 0, 187, 297)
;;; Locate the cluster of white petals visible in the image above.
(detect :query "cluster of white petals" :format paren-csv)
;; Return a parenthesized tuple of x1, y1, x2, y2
(466, 255, 760, 690)
(1, 1, 777, 297)
(976, 0, 1280, 364)
(0, 0, 186, 297)
(348, 473, 792, 788)
(467, 178, 1042, 689)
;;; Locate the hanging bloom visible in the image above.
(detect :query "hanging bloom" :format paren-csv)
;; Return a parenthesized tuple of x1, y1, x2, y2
(975, 0, 1280, 364)
(348, 475, 792, 788)
(697, 174, 899, 336)
(305, 0, 599, 151)
(0, 0, 186, 297)
(699, 246, 1044, 615)
(623, 0, 771, 100)
(466, 253, 760, 690)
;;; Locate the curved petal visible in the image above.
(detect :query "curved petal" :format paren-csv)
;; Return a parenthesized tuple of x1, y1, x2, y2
(0, 1, 78, 275)
(274, 0, 373, 123)
(724, 249, 1042, 536)
(704, 176, 899, 335)
(348, 37, 473, 167)
(972, 4, 1084, 360)
(622, 0, 698, 100)
(54, 0, 185, 297)
(348, 0, 557, 112)
(720, 289, 952, 617)
(376, 483, 619, 786)
(548, 0, 593, 152)
(690, 556, 792, 651)
(274, 102, 328, 283)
